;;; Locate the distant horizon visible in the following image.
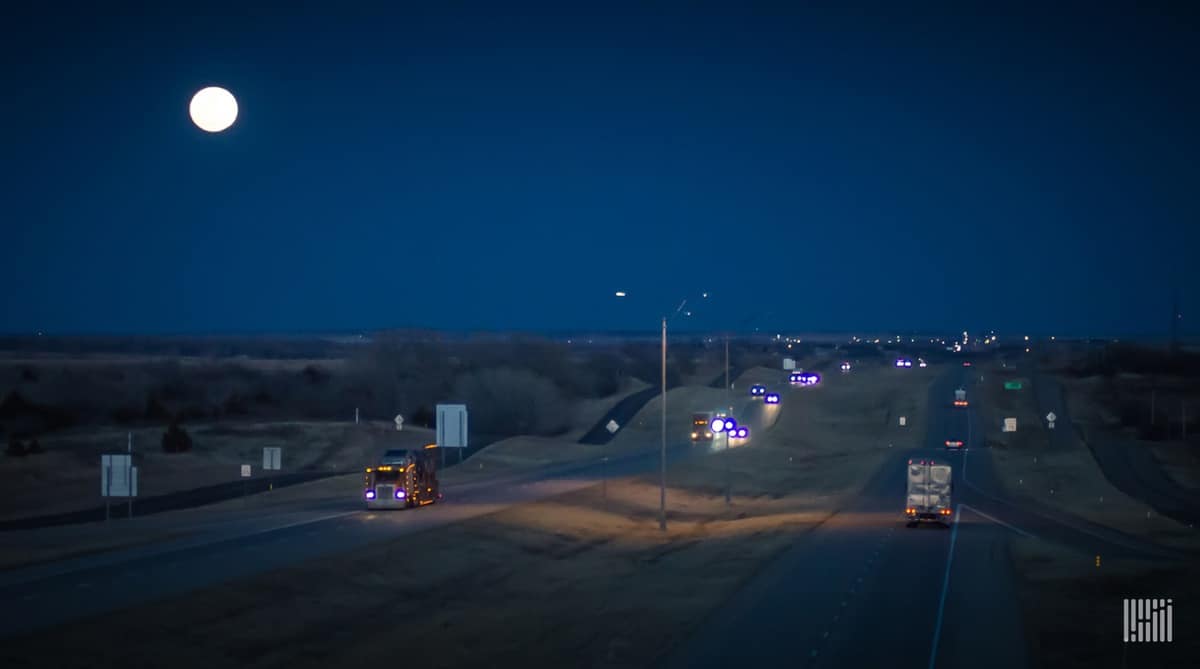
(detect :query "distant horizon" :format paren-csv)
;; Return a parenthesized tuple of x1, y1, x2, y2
(0, 326, 1188, 344)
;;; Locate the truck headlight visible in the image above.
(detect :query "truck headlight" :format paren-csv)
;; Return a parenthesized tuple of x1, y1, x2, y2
(395, 489, 406, 500)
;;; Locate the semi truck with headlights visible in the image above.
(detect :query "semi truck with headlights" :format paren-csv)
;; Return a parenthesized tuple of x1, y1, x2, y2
(905, 459, 953, 527)
(691, 412, 714, 442)
(364, 445, 441, 509)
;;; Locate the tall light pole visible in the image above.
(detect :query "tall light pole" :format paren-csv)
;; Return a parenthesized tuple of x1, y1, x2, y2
(725, 334, 731, 505)
(660, 316, 668, 531)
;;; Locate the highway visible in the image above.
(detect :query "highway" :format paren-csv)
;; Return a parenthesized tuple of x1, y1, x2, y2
(667, 364, 1181, 669)
(0, 390, 770, 642)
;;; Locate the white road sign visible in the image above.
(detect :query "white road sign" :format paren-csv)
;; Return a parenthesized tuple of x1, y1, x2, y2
(263, 447, 281, 471)
(1003, 418, 1017, 433)
(437, 403, 468, 448)
(783, 358, 796, 370)
(1045, 412, 1057, 423)
(394, 414, 404, 432)
(101, 454, 138, 497)
(899, 416, 907, 427)
(606, 420, 620, 434)
(241, 464, 252, 478)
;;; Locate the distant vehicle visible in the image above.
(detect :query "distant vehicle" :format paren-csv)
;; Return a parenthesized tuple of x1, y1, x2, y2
(840, 361, 851, 372)
(750, 384, 767, 396)
(906, 459, 952, 527)
(691, 412, 714, 442)
(895, 358, 913, 368)
(764, 392, 781, 405)
(734, 426, 749, 438)
(365, 445, 440, 509)
(962, 361, 972, 367)
(789, 372, 803, 384)
(944, 439, 965, 451)
(953, 388, 968, 407)
(918, 359, 927, 368)
(797, 372, 821, 386)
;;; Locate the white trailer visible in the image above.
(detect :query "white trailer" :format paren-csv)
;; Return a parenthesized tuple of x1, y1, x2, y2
(953, 388, 968, 407)
(905, 459, 953, 527)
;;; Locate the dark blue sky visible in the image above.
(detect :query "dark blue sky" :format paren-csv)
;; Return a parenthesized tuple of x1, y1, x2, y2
(4, 1, 1198, 336)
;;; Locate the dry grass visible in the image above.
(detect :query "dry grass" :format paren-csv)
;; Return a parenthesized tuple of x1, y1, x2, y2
(1010, 536, 1200, 669)
(0, 362, 943, 668)
(0, 421, 434, 522)
(981, 366, 1200, 552)
(0, 480, 830, 669)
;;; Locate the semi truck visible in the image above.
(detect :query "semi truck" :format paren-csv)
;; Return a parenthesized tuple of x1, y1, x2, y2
(905, 459, 953, 527)
(691, 413, 714, 442)
(954, 388, 968, 407)
(364, 444, 441, 509)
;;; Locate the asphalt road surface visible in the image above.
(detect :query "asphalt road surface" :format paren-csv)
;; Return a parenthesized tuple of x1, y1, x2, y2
(668, 365, 1181, 669)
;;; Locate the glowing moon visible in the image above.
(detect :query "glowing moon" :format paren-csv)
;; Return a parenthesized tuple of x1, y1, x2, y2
(189, 86, 238, 132)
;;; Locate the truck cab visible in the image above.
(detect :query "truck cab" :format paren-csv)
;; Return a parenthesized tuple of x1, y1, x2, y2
(691, 413, 713, 442)
(365, 445, 440, 509)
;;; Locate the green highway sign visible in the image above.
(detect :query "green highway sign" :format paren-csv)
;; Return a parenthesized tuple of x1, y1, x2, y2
(1004, 381, 1023, 390)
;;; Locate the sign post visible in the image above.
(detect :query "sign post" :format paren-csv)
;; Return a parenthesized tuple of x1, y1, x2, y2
(1046, 412, 1057, 430)
(241, 464, 251, 500)
(101, 452, 137, 521)
(436, 404, 469, 467)
(394, 414, 404, 432)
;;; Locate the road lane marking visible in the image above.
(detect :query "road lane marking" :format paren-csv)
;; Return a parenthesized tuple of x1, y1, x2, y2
(961, 503, 1034, 539)
(928, 505, 961, 669)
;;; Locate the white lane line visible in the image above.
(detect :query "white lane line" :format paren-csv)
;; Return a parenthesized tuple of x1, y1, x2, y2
(928, 505, 961, 669)
(961, 503, 1035, 539)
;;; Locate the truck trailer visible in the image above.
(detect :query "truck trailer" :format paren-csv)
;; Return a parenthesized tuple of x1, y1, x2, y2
(905, 459, 953, 527)
(364, 445, 441, 509)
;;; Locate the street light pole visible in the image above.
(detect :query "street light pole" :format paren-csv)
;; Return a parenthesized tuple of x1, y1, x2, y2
(660, 316, 668, 531)
(725, 334, 731, 505)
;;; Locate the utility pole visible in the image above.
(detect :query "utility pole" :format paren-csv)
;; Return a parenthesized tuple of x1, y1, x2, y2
(1170, 277, 1181, 354)
(660, 316, 668, 532)
(127, 432, 133, 519)
(725, 334, 731, 505)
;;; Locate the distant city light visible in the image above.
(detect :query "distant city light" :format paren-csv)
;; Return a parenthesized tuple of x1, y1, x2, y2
(1024, 335, 1029, 341)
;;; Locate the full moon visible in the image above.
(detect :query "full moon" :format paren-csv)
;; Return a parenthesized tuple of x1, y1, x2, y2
(189, 86, 238, 132)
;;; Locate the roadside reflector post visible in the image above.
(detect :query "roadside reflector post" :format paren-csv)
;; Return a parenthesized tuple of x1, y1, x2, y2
(1095, 555, 1101, 568)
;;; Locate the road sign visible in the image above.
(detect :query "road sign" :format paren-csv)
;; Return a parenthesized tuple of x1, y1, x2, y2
(1003, 418, 1017, 432)
(1004, 381, 1023, 390)
(1046, 412, 1057, 423)
(783, 358, 796, 370)
(263, 447, 281, 471)
(437, 403, 468, 448)
(606, 419, 620, 434)
(899, 416, 907, 426)
(101, 455, 137, 497)
(394, 414, 404, 431)
(241, 464, 252, 478)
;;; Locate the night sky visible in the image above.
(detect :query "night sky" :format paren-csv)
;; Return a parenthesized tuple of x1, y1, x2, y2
(4, 1, 1198, 337)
